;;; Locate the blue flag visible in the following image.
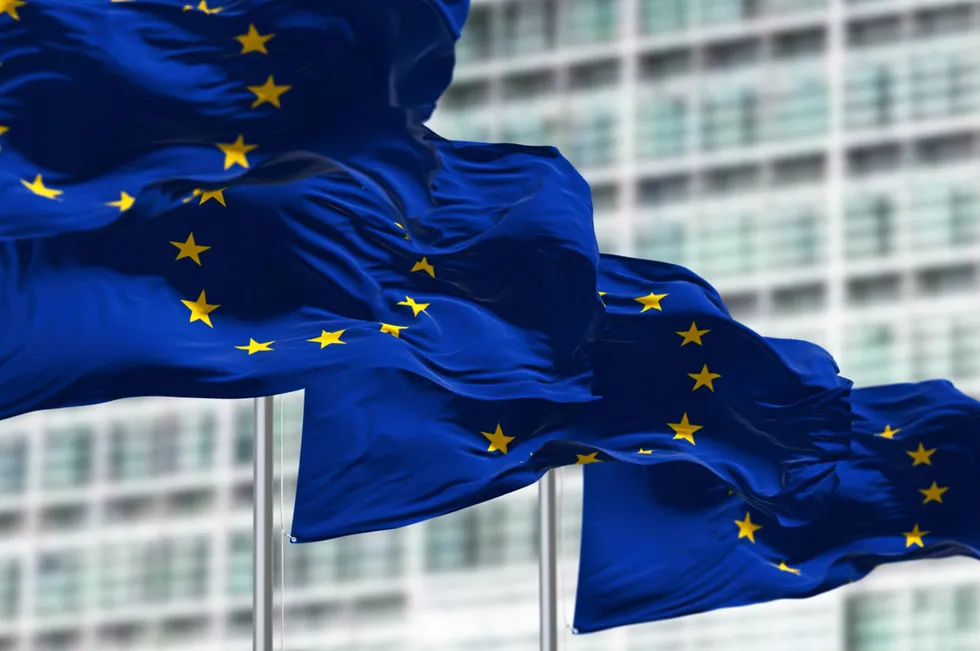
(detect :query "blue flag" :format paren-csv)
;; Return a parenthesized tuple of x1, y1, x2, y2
(573, 380, 980, 633)
(291, 255, 852, 541)
(0, 0, 603, 418)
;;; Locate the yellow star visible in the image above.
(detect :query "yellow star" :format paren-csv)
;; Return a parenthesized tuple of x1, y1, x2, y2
(180, 290, 219, 327)
(183, 1, 221, 13)
(380, 323, 407, 338)
(21, 175, 62, 200)
(775, 561, 801, 576)
(198, 188, 227, 206)
(667, 413, 702, 446)
(877, 424, 901, 439)
(575, 452, 601, 465)
(598, 291, 607, 306)
(397, 296, 429, 317)
(906, 443, 936, 467)
(734, 513, 762, 543)
(903, 523, 928, 548)
(637, 448, 652, 455)
(0, 125, 8, 150)
(107, 191, 135, 212)
(481, 424, 514, 454)
(216, 135, 257, 170)
(308, 329, 346, 348)
(919, 482, 948, 505)
(247, 76, 291, 109)
(235, 24, 275, 55)
(412, 257, 435, 278)
(1, 0, 25, 21)
(235, 338, 274, 355)
(676, 321, 710, 346)
(634, 292, 667, 313)
(688, 364, 721, 392)
(170, 233, 210, 266)
(394, 222, 411, 240)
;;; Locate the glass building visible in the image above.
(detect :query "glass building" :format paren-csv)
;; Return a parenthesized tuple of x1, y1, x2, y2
(2, 0, 980, 649)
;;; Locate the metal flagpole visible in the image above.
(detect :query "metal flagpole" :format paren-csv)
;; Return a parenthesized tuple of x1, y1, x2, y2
(539, 469, 559, 651)
(254, 396, 275, 651)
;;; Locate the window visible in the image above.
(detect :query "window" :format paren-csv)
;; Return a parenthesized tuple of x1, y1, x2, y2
(36, 551, 84, 616)
(701, 0, 761, 26)
(637, 96, 688, 158)
(639, 175, 690, 206)
(101, 536, 209, 608)
(227, 532, 252, 596)
(912, 51, 978, 120)
(704, 165, 760, 196)
(42, 425, 92, 490)
(772, 155, 825, 186)
(847, 275, 901, 306)
(773, 28, 825, 59)
(705, 39, 760, 70)
(845, 195, 896, 259)
(702, 87, 759, 150)
(425, 510, 476, 572)
(847, 17, 902, 49)
(768, 209, 823, 268)
(561, 103, 617, 169)
(0, 558, 18, 620)
(847, 144, 901, 177)
(641, 0, 688, 34)
(234, 401, 253, 465)
(915, 133, 978, 167)
(635, 219, 688, 266)
(0, 438, 26, 495)
(560, 0, 619, 46)
(842, 323, 898, 386)
(914, 4, 977, 37)
(768, 78, 828, 140)
(337, 530, 403, 581)
(846, 61, 900, 129)
(911, 182, 980, 250)
(772, 285, 826, 315)
(698, 212, 757, 278)
(502, 1, 553, 56)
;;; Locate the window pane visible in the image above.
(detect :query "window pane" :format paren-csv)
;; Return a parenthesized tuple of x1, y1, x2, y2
(42, 426, 93, 490)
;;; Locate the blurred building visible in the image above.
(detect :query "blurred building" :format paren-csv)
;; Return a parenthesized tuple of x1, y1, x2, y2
(2, 0, 980, 650)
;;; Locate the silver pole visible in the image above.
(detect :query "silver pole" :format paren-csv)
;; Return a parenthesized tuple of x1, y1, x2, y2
(539, 469, 559, 651)
(253, 396, 275, 651)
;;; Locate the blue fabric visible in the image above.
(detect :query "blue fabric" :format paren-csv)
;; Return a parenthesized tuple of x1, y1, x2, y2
(291, 255, 852, 541)
(0, 0, 604, 419)
(574, 380, 980, 633)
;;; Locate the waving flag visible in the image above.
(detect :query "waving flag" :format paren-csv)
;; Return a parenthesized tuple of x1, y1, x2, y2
(291, 255, 852, 541)
(573, 380, 980, 633)
(0, 0, 603, 419)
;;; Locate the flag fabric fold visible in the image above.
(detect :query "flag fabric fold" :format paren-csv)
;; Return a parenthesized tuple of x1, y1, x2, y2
(573, 380, 980, 633)
(291, 255, 853, 542)
(0, 0, 604, 419)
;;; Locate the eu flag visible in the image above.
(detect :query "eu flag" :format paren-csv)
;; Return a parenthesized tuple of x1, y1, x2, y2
(0, 0, 603, 418)
(291, 255, 852, 541)
(573, 380, 980, 633)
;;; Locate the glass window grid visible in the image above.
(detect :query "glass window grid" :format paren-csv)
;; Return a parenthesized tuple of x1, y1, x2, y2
(910, 180, 980, 251)
(844, 192, 899, 260)
(502, 1, 551, 57)
(641, 0, 690, 35)
(501, 100, 561, 147)
(560, 97, 618, 169)
(841, 320, 900, 386)
(845, 56, 907, 130)
(41, 426, 93, 490)
(107, 412, 215, 483)
(912, 311, 980, 383)
(636, 91, 690, 159)
(227, 532, 251, 596)
(456, 8, 492, 65)
(559, 0, 619, 47)
(35, 550, 84, 616)
(0, 437, 26, 496)
(0, 557, 19, 620)
(910, 44, 980, 121)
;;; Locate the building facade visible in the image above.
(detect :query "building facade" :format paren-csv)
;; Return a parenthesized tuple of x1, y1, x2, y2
(2, 0, 980, 649)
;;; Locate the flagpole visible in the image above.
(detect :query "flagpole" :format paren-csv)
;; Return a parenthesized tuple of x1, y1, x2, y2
(254, 396, 275, 651)
(539, 469, 559, 651)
